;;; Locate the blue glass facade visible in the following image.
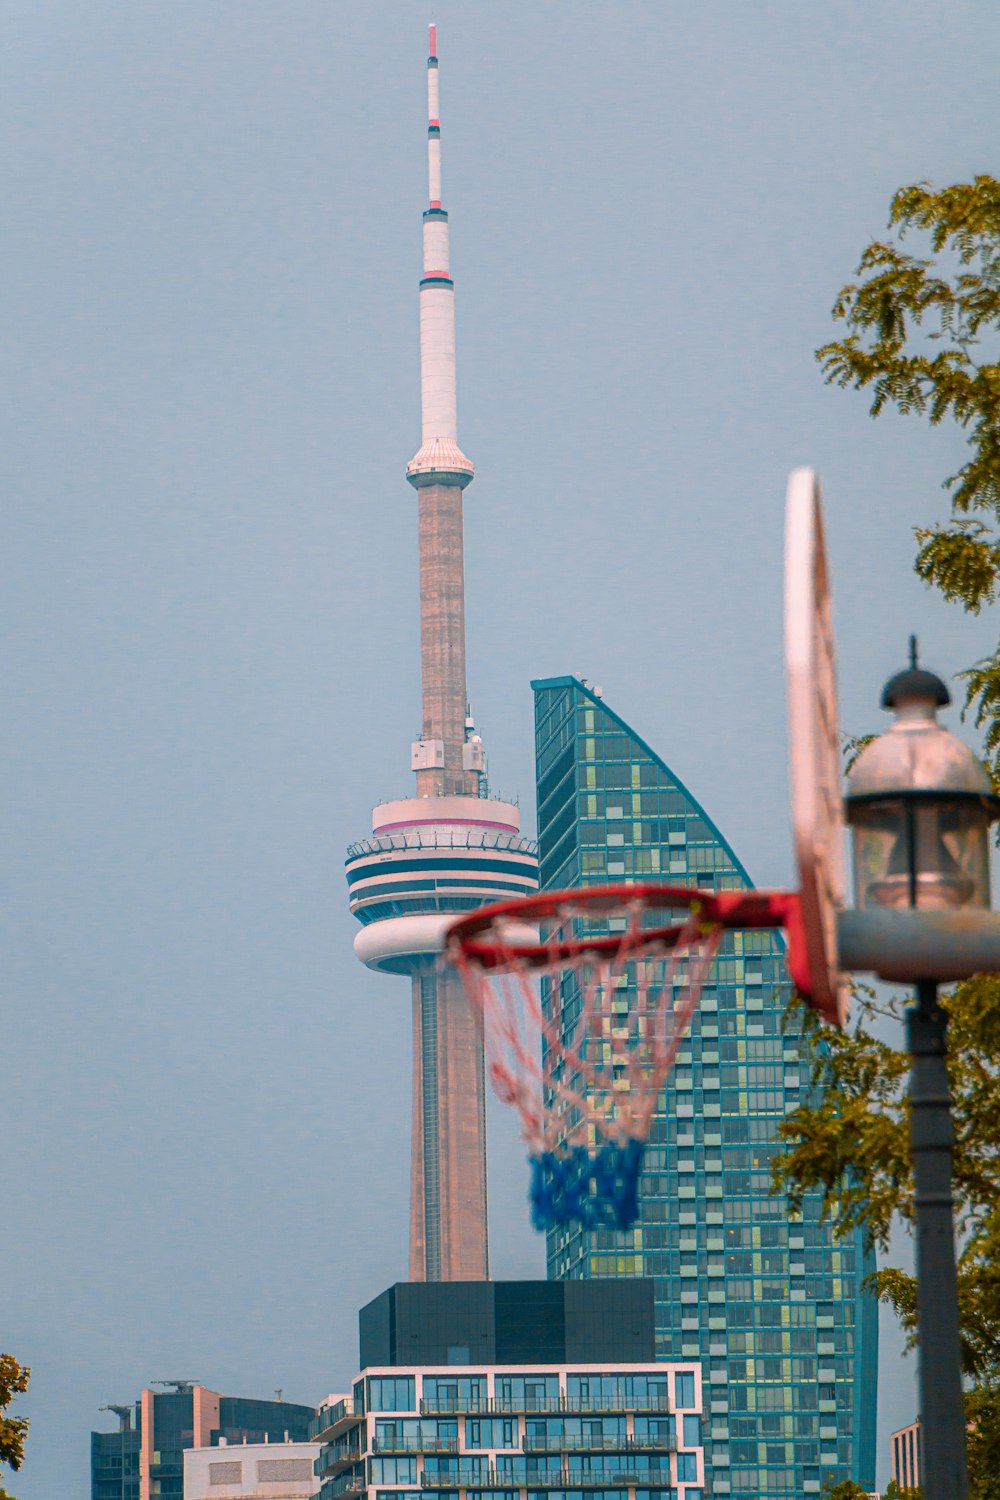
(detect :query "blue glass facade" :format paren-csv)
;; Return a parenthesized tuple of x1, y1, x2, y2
(531, 677, 877, 1499)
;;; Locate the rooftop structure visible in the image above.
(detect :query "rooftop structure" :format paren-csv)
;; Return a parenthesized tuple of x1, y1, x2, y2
(345, 28, 537, 1282)
(358, 1281, 656, 1369)
(92, 1413, 140, 1500)
(312, 1281, 704, 1500)
(531, 676, 879, 1500)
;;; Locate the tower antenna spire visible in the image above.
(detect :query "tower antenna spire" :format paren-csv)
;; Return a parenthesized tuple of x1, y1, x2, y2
(406, 23, 474, 486)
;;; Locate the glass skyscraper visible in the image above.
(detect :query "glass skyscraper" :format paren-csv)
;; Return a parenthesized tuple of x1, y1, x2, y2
(531, 676, 877, 1500)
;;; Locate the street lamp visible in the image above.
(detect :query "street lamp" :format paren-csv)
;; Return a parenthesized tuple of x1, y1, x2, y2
(844, 639, 1000, 1500)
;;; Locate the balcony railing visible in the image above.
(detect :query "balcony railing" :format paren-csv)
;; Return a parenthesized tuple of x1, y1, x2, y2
(315, 1444, 365, 1478)
(325, 1470, 366, 1498)
(419, 1396, 673, 1417)
(310, 1398, 359, 1442)
(420, 1465, 677, 1490)
(373, 1438, 461, 1455)
(419, 1467, 491, 1488)
(522, 1436, 675, 1455)
(347, 830, 537, 859)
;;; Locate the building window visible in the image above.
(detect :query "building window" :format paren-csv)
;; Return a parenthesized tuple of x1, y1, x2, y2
(369, 1377, 416, 1413)
(375, 1418, 457, 1450)
(674, 1373, 695, 1409)
(466, 1417, 517, 1449)
(675, 1453, 698, 1483)
(565, 1374, 669, 1405)
(422, 1376, 486, 1409)
(371, 1457, 418, 1484)
(495, 1375, 560, 1406)
(633, 1416, 674, 1445)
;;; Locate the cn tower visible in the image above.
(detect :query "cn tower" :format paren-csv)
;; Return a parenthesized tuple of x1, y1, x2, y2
(346, 27, 538, 1282)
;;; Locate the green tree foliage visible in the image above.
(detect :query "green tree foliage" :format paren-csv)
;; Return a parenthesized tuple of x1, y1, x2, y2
(0, 1356, 29, 1500)
(789, 178, 1000, 1498)
(823, 1480, 871, 1499)
(774, 979, 1000, 1497)
(817, 175, 1000, 784)
(776, 978, 1000, 1377)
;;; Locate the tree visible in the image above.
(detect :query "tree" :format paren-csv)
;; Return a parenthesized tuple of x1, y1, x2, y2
(773, 980, 1000, 1491)
(823, 1480, 872, 1499)
(0, 1356, 29, 1500)
(816, 175, 1000, 784)
(775, 978, 1000, 1377)
(774, 177, 1000, 1500)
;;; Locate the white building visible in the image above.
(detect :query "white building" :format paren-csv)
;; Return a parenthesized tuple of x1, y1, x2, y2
(891, 1418, 921, 1491)
(312, 1362, 705, 1500)
(184, 1440, 320, 1500)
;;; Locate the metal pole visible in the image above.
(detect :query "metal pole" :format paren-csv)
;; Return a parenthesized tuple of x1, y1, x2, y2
(907, 978, 968, 1500)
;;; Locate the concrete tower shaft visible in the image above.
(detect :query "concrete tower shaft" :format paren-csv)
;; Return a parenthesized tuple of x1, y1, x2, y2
(416, 485, 474, 797)
(409, 963, 489, 1282)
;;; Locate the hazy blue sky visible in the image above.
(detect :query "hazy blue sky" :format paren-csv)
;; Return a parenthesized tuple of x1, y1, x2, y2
(5, 2, 999, 1494)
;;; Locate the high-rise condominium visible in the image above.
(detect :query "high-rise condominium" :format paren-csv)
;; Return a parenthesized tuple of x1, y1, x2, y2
(532, 676, 878, 1500)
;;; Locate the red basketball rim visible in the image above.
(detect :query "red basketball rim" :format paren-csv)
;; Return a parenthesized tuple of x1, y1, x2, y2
(447, 881, 808, 983)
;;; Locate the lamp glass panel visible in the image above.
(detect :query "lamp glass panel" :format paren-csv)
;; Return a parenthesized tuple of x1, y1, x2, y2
(851, 797, 992, 910)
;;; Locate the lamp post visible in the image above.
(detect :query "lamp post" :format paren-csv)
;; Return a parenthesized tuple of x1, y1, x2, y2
(843, 640, 1000, 1500)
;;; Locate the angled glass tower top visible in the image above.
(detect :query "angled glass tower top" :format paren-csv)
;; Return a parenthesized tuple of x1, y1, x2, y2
(532, 676, 878, 1500)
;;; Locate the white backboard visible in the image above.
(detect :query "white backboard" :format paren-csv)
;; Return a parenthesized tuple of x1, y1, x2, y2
(785, 469, 849, 1027)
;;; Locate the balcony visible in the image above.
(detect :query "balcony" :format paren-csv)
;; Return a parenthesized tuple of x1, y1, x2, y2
(324, 1471, 366, 1498)
(419, 1467, 490, 1489)
(420, 1399, 490, 1416)
(347, 829, 538, 859)
(311, 1398, 361, 1443)
(522, 1436, 675, 1455)
(421, 1465, 677, 1490)
(372, 1438, 461, 1455)
(419, 1396, 673, 1417)
(316, 1446, 365, 1478)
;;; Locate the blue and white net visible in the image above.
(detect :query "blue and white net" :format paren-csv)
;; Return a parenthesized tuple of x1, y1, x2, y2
(449, 891, 723, 1233)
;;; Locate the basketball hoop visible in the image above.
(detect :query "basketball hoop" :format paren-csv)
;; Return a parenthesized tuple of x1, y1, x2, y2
(446, 883, 806, 1232)
(446, 468, 850, 1234)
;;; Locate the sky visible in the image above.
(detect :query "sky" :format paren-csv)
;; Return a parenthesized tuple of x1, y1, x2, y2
(4, 2, 999, 1495)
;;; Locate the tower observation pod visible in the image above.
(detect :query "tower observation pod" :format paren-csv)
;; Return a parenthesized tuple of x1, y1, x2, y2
(346, 26, 538, 1283)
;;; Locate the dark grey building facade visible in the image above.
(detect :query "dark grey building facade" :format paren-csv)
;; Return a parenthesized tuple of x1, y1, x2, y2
(360, 1279, 656, 1369)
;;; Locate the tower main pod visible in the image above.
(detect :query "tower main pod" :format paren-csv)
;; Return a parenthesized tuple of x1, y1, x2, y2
(346, 29, 538, 1282)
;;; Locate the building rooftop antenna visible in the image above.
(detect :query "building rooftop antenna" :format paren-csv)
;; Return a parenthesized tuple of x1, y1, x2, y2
(99, 1404, 134, 1431)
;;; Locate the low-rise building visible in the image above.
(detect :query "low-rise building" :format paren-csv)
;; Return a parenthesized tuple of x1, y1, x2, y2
(184, 1440, 320, 1499)
(91, 1383, 315, 1500)
(311, 1282, 705, 1500)
(891, 1419, 921, 1492)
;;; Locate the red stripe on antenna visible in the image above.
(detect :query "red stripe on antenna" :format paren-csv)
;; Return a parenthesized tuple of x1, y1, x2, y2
(429, 24, 437, 57)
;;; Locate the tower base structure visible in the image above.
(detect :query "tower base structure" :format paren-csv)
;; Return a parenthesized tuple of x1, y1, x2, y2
(410, 962, 488, 1281)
